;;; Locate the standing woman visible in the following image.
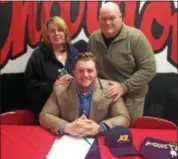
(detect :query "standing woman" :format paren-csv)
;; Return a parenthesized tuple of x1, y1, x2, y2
(24, 16, 79, 115)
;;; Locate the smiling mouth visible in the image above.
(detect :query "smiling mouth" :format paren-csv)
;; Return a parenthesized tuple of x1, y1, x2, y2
(82, 79, 90, 82)
(55, 38, 62, 40)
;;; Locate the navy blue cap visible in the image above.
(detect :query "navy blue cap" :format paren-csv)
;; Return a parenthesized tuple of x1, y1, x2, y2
(104, 126, 138, 156)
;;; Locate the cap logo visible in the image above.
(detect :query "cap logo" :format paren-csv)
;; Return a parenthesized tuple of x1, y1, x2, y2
(117, 134, 129, 143)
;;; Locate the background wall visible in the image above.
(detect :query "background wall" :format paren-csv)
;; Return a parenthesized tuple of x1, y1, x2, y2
(0, 1, 177, 124)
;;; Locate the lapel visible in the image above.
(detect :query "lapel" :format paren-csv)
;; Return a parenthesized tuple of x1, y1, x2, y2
(89, 78, 104, 119)
(66, 79, 80, 119)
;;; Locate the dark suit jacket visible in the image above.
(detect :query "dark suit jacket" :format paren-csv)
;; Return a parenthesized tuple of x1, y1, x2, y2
(39, 78, 130, 134)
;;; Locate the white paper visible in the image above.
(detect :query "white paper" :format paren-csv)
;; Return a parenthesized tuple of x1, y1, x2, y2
(46, 135, 95, 159)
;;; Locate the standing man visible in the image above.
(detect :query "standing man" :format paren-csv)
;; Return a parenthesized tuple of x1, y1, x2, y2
(39, 52, 130, 137)
(87, 2, 156, 125)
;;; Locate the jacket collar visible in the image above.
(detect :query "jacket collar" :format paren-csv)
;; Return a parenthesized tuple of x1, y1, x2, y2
(39, 42, 72, 60)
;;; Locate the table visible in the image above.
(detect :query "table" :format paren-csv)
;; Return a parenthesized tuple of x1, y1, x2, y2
(1, 125, 177, 159)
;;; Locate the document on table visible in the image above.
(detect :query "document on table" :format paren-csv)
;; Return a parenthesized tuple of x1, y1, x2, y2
(46, 135, 95, 159)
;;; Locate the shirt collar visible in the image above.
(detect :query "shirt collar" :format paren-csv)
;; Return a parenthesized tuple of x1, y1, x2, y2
(77, 84, 94, 96)
(96, 23, 127, 43)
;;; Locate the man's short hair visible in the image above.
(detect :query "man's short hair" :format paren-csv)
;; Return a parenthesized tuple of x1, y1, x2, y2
(74, 52, 98, 70)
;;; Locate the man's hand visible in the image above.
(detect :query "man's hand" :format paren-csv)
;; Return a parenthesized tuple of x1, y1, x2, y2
(54, 74, 73, 86)
(79, 119, 100, 137)
(63, 115, 100, 137)
(105, 81, 124, 102)
(63, 115, 88, 136)
(76, 116, 100, 137)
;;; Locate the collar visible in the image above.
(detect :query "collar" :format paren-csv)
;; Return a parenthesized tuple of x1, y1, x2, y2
(96, 23, 127, 44)
(77, 84, 94, 96)
(39, 42, 71, 59)
(101, 24, 123, 41)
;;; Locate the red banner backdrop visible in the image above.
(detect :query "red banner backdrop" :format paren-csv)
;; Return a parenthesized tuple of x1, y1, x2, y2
(0, 1, 177, 71)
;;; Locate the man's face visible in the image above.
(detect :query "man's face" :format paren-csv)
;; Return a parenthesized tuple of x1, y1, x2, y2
(99, 8, 122, 38)
(74, 60, 98, 90)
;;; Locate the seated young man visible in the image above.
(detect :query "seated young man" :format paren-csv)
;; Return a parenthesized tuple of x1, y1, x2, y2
(39, 52, 130, 137)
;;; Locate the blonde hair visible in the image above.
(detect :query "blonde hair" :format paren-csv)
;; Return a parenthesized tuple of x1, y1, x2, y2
(74, 52, 98, 70)
(42, 16, 70, 51)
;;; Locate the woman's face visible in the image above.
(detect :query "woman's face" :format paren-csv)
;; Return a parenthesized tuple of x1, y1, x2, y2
(47, 21, 66, 47)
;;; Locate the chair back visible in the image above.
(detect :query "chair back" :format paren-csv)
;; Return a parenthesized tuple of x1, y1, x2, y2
(133, 116, 177, 130)
(0, 110, 35, 125)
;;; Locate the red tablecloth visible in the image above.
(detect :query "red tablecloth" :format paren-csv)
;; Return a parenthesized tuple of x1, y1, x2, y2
(1, 125, 177, 159)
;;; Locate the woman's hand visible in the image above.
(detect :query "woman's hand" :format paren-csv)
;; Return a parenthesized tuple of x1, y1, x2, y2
(54, 74, 73, 86)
